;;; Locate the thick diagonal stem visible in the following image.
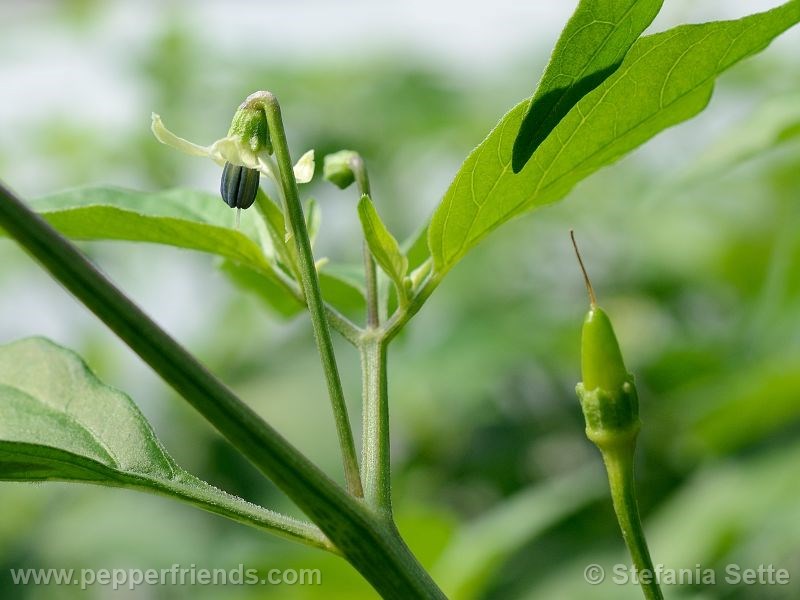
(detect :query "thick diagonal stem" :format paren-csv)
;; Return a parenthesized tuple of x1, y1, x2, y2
(0, 180, 446, 599)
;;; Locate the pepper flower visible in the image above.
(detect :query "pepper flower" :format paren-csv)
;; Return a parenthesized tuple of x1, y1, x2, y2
(151, 93, 314, 210)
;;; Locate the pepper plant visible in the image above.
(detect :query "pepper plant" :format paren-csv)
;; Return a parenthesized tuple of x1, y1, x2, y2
(1, 1, 799, 598)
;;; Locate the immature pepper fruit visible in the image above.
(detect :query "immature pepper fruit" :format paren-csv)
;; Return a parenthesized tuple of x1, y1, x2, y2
(572, 232, 640, 450)
(571, 231, 663, 600)
(577, 304, 640, 450)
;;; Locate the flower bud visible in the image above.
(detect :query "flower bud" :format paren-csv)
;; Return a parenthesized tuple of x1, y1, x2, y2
(323, 150, 359, 189)
(220, 162, 260, 210)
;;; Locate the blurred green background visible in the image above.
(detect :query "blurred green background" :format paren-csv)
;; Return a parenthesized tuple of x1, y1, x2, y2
(2, 1, 800, 598)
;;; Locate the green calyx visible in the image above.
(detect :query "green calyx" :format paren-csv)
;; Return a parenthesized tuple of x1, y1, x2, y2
(323, 150, 359, 189)
(228, 105, 272, 155)
(581, 306, 628, 392)
(576, 380, 640, 449)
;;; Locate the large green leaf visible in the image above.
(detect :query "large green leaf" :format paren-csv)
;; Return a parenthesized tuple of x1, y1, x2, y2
(0, 186, 363, 319)
(0, 337, 326, 547)
(512, 0, 663, 171)
(429, 1, 800, 275)
(26, 186, 272, 268)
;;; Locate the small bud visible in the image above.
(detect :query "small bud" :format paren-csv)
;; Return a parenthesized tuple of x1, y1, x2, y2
(323, 150, 359, 189)
(220, 162, 260, 210)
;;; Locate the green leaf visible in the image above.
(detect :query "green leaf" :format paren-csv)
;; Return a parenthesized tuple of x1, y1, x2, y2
(254, 186, 298, 274)
(358, 194, 409, 300)
(318, 265, 367, 316)
(2, 186, 300, 307)
(429, 1, 800, 275)
(218, 260, 305, 317)
(0, 337, 328, 548)
(222, 260, 366, 319)
(512, 0, 663, 171)
(24, 186, 272, 270)
(0, 186, 362, 320)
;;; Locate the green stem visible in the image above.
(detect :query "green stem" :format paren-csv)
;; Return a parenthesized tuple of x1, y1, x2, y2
(600, 440, 664, 600)
(0, 179, 447, 599)
(363, 244, 379, 327)
(272, 256, 362, 346)
(349, 154, 391, 515)
(350, 154, 380, 328)
(383, 272, 441, 342)
(255, 92, 363, 498)
(360, 335, 392, 517)
(251, 187, 362, 346)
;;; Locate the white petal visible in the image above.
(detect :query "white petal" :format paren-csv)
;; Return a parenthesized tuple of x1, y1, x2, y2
(293, 150, 315, 184)
(151, 114, 211, 158)
(209, 136, 260, 169)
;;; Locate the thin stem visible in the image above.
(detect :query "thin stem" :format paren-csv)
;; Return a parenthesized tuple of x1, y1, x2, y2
(600, 441, 664, 600)
(320, 297, 362, 346)
(272, 269, 362, 346)
(252, 186, 362, 346)
(256, 93, 363, 498)
(363, 229, 380, 327)
(271, 254, 363, 346)
(273, 269, 361, 346)
(360, 335, 392, 517)
(0, 179, 446, 599)
(383, 272, 441, 342)
(350, 155, 380, 328)
(350, 155, 388, 514)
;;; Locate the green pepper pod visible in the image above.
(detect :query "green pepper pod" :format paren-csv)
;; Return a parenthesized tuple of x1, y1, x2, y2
(570, 231, 662, 600)
(577, 305, 640, 450)
(570, 231, 640, 449)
